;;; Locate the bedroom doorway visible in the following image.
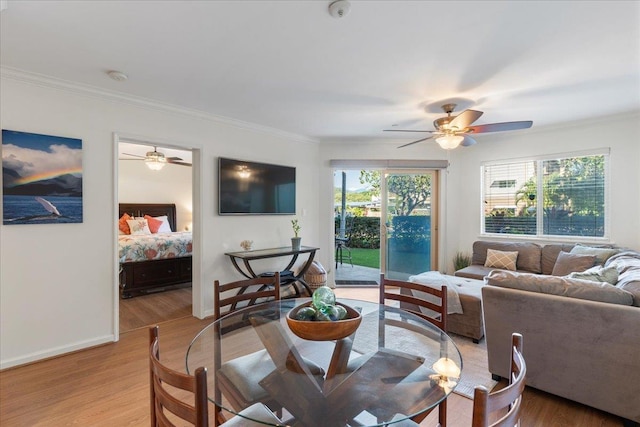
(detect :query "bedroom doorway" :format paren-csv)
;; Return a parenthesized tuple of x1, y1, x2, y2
(116, 139, 195, 334)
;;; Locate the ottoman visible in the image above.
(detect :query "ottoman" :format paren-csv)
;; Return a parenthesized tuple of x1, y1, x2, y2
(445, 275, 485, 343)
(400, 274, 486, 343)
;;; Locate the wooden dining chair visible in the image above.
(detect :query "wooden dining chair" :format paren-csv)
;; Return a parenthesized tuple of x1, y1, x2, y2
(379, 272, 448, 331)
(149, 325, 283, 427)
(213, 273, 324, 425)
(379, 272, 448, 426)
(384, 333, 526, 427)
(472, 333, 526, 427)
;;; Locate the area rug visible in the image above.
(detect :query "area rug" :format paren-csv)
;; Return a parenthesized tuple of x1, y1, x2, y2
(335, 280, 379, 286)
(350, 313, 497, 400)
(448, 334, 498, 399)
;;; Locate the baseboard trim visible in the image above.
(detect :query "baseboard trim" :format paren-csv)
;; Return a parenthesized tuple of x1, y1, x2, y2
(0, 334, 115, 370)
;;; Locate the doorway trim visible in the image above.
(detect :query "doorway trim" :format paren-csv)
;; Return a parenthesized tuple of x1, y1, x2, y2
(112, 132, 202, 342)
(330, 159, 449, 280)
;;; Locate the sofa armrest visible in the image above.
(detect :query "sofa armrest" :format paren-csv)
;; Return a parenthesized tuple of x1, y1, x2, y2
(482, 285, 640, 422)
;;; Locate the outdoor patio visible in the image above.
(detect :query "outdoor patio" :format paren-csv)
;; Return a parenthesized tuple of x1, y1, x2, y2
(334, 263, 379, 286)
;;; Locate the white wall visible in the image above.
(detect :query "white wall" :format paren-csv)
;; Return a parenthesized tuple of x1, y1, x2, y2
(118, 157, 193, 231)
(319, 112, 640, 278)
(447, 112, 640, 268)
(0, 75, 320, 368)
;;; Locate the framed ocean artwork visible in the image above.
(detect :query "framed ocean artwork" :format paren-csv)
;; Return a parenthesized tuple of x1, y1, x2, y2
(2, 129, 83, 225)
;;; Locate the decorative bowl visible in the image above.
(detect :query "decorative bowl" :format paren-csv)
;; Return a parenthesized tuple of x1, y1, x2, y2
(286, 301, 362, 341)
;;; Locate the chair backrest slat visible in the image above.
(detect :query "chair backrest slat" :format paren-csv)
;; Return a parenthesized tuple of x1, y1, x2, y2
(149, 326, 209, 427)
(214, 273, 280, 321)
(379, 273, 447, 331)
(472, 333, 526, 427)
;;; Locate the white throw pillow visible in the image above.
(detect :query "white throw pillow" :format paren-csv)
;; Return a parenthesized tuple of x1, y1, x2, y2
(126, 218, 152, 235)
(153, 215, 173, 233)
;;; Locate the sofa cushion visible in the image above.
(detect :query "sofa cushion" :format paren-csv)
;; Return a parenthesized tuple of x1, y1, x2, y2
(568, 265, 619, 284)
(486, 270, 634, 306)
(484, 249, 518, 271)
(540, 244, 576, 275)
(551, 251, 596, 276)
(570, 244, 619, 265)
(471, 241, 542, 273)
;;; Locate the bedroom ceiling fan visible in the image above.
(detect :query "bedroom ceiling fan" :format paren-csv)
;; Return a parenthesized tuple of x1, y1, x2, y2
(121, 147, 192, 170)
(384, 103, 533, 150)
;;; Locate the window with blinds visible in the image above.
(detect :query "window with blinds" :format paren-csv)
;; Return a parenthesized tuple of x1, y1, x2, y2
(482, 153, 608, 238)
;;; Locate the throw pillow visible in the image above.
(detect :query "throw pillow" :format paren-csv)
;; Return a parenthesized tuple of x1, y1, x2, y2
(144, 215, 164, 234)
(118, 213, 132, 235)
(570, 244, 619, 265)
(552, 251, 596, 276)
(126, 218, 151, 235)
(568, 265, 619, 284)
(153, 215, 173, 233)
(484, 249, 518, 271)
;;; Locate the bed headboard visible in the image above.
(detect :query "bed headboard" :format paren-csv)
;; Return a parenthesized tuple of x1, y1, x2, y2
(119, 203, 177, 232)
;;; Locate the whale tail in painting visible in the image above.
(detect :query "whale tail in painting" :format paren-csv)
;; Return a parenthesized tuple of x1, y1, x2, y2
(35, 197, 61, 216)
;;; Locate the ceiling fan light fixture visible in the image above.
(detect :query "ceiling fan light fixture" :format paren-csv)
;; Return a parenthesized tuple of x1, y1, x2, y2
(145, 150, 167, 170)
(435, 134, 464, 150)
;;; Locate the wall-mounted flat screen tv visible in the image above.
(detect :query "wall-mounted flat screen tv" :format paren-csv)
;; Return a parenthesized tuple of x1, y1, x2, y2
(218, 157, 296, 215)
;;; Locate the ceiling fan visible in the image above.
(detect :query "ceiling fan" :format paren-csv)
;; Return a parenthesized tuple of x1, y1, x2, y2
(385, 103, 533, 150)
(121, 147, 191, 170)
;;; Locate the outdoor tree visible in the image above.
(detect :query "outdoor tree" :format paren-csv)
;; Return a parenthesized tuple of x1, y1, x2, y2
(360, 170, 431, 216)
(514, 156, 605, 217)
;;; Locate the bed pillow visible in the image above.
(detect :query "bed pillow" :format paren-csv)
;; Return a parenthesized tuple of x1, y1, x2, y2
(552, 251, 596, 276)
(144, 215, 164, 234)
(126, 218, 152, 235)
(153, 215, 173, 233)
(118, 213, 132, 235)
(484, 249, 518, 271)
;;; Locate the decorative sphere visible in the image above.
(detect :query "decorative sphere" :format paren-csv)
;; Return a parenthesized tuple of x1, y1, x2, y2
(334, 304, 347, 320)
(312, 286, 336, 309)
(316, 304, 340, 321)
(295, 306, 317, 321)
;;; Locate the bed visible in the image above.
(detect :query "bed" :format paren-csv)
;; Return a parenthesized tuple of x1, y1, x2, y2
(118, 203, 192, 298)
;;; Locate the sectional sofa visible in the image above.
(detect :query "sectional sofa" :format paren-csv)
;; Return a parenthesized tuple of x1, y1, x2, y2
(456, 240, 640, 424)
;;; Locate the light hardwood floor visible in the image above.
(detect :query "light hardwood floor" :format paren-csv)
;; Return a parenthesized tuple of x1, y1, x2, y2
(0, 287, 625, 426)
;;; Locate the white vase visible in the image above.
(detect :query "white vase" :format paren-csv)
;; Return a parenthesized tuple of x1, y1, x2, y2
(291, 237, 301, 251)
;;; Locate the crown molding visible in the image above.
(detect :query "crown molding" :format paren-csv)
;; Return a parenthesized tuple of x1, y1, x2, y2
(0, 66, 318, 144)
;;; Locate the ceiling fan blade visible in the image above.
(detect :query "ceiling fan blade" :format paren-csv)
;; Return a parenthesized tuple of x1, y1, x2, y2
(167, 159, 191, 166)
(384, 129, 434, 133)
(461, 135, 477, 147)
(397, 135, 434, 148)
(467, 120, 533, 134)
(122, 152, 145, 159)
(449, 109, 483, 129)
(166, 156, 183, 161)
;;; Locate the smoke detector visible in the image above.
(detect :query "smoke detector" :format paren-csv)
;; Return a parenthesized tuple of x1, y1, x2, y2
(107, 70, 128, 82)
(328, 0, 350, 19)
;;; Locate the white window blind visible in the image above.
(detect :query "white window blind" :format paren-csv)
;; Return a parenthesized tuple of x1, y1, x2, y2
(482, 152, 608, 238)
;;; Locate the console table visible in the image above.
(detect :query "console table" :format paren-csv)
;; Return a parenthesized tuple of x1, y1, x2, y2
(224, 246, 319, 296)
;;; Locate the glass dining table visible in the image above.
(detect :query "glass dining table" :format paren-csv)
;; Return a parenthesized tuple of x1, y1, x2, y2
(186, 298, 462, 427)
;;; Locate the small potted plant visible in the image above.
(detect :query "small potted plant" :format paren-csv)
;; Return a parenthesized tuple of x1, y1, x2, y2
(453, 251, 472, 271)
(291, 219, 301, 251)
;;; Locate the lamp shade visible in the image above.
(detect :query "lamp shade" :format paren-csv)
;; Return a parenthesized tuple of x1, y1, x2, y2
(432, 357, 461, 378)
(435, 134, 464, 150)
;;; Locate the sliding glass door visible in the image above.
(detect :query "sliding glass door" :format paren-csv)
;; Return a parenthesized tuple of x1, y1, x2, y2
(381, 170, 438, 280)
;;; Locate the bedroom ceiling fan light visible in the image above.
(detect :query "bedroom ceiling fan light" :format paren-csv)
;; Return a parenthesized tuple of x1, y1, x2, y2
(145, 150, 167, 170)
(435, 134, 464, 150)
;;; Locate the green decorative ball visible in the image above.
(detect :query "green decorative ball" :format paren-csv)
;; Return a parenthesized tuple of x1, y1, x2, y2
(312, 286, 336, 309)
(295, 306, 317, 321)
